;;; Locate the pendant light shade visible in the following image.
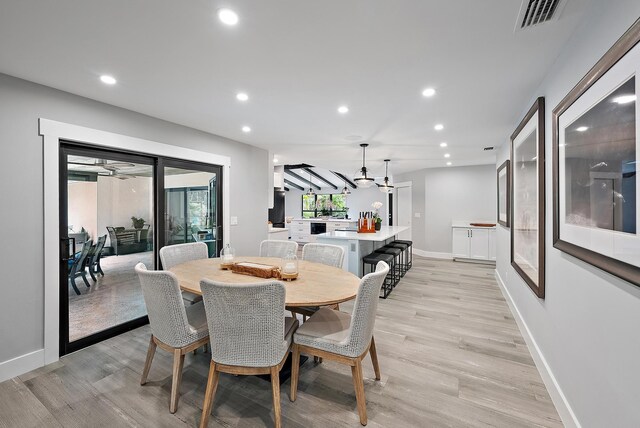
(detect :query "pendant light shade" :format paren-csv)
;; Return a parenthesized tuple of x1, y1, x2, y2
(354, 143, 375, 188)
(341, 181, 351, 195)
(306, 171, 315, 196)
(378, 159, 394, 193)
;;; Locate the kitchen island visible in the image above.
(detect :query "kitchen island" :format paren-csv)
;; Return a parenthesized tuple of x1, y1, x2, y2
(316, 225, 409, 276)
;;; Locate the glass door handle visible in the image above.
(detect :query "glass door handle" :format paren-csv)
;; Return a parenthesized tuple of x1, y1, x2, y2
(61, 237, 76, 262)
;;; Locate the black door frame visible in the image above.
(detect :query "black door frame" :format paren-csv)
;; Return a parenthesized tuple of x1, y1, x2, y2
(59, 142, 223, 356)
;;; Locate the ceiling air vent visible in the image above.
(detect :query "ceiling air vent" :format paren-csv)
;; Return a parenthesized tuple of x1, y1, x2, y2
(515, 0, 566, 31)
(483, 146, 494, 151)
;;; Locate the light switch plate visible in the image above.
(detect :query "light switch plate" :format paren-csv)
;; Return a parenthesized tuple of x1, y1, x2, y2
(414, 212, 421, 218)
(230, 216, 238, 225)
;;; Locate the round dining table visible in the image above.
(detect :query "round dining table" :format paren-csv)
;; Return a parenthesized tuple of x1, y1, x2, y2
(169, 256, 361, 307)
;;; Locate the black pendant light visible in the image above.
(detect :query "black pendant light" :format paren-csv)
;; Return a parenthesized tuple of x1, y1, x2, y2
(378, 159, 394, 193)
(306, 170, 315, 196)
(354, 143, 375, 188)
(341, 178, 351, 195)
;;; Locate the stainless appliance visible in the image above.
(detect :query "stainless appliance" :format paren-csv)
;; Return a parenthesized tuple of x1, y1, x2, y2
(310, 222, 327, 235)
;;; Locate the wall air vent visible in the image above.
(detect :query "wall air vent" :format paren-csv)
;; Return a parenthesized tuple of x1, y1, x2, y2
(483, 146, 495, 151)
(515, 0, 566, 31)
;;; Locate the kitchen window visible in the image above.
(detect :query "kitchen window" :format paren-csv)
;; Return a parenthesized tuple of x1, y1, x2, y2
(302, 193, 348, 218)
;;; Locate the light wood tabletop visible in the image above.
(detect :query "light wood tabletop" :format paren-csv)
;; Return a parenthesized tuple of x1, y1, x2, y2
(169, 256, 361, 307)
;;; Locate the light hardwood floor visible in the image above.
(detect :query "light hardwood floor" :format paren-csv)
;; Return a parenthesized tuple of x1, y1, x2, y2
(0, 257, 563, 427)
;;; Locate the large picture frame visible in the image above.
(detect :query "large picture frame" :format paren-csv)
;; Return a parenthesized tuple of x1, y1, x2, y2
(511, 97, 545, 298)
(553, 19, 640, 287)
(497, 160, 510, 227)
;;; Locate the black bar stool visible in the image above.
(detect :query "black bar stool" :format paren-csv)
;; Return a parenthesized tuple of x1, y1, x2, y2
(392, 240, 413, 270)
(374, 246, 403, 285)
(362, 252, 395, 298)
(384, 242, 409, 276)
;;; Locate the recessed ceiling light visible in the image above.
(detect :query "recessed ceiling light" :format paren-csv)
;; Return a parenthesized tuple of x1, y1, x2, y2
(439, 142, 448, 147)
(434, 124, 444, 131)
(576, 126, 589, 132)
(444, 153, 450, 158)
(338, 105, 349, 114)
(242, 126, 251, 133)
(422, 87, 436, 97)
(613, 94, 636, 104)
(217, 8, 239, 26)
(100, 75, 117, 85)
(236, 92, 249, 101)
(446, 162, 452, 166)
(273, 157, 279, 163)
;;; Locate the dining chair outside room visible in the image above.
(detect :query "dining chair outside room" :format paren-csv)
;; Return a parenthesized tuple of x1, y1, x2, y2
(290, 261, 389, 426)
(199, 279, 299, 428)
(134, 263, 210, 414)
(259, 239, 298, 258)
(68, 239, 93, 295)
(159, 242, 208, 304)
(87, 234, 107, 282)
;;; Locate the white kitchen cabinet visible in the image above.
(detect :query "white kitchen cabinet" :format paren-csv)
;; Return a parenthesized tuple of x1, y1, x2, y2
(451, 223, 496, 263)
(452, 228, 471, 258)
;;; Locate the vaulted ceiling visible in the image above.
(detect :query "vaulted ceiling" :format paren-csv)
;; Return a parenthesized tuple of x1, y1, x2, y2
(0, 0, 591, 177)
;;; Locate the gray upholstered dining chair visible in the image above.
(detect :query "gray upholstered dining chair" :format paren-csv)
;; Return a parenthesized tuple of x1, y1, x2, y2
(259, 239, 299, 258)
(134, 263, 209, 414)
(290, 261, 389, 426)
(199, 279, 298, 428)
(289, 243, 346, 319)
(159, 242, 208, 304)
(301, 243, 344, 268)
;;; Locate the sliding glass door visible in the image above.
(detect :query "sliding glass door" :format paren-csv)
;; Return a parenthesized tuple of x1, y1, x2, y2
(158, 159, 223, 261)
(59, 143, 222, 355)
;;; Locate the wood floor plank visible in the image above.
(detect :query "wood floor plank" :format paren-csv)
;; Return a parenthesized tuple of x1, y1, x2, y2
(0, 256, 563, 427)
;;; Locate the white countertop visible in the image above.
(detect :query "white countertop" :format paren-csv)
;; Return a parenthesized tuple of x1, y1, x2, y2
(316, 225, 409, 242)
(451, 221, 497, 229)
(290, 218, 356, 222)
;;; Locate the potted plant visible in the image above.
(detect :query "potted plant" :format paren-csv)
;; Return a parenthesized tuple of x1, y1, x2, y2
(131, 216, 145, 229)
(372, 201, 383, 230)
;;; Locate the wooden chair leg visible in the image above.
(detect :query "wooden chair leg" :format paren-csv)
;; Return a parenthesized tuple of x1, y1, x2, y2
(351, 359, 368, 426)
(140, 336, 157, 385)
(200, 362, 219, 428)
(270, 366, 282, 428)
(290, 345, 300, 402)
(169, 349, 185, 414)
(369, 337, 381, 381)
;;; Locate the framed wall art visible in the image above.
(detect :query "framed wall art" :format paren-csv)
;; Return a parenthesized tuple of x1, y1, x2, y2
(497, 160, 510, 227)
(511, 97, 545, 298)
(553, 19, 640, 287)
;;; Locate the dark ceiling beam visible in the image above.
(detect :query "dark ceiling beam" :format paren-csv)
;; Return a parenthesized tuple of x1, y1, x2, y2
(283, 179, 304, 191)
(284, 170, 321, 190)
(302, 168, 338, 190)
(331, 171, 357, 189)
(284, 163, 312, 170)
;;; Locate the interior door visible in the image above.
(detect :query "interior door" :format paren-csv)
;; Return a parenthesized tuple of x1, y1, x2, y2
(396, 185, 412, 240)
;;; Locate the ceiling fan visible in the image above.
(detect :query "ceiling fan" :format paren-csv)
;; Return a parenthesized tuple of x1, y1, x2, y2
(68, 158, 135, 170)
(97, 170, 137, 180)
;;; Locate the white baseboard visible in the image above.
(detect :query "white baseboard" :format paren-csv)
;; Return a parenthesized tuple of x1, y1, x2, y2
(413, 249, 453, 259)
(494, 270, 580, 428)
(0, 349, 45, 383)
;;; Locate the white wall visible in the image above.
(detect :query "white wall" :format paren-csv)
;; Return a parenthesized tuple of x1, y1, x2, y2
(496, 1, 640, 426)
(67, 181, 97, 240)
(164, 171, 215, 189)
(96, 175, 154, 246)
(285, 185, 388, 222)
(0, 73, 268, 371)
(394, 164, 496, 255)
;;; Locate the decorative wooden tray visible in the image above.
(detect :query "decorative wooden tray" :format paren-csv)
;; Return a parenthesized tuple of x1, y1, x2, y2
(230, 262, 281, 279)
(470, 223, 496, 227)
